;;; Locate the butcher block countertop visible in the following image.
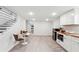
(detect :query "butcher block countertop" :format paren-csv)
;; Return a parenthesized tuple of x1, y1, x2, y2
(56, 31, 79, 38)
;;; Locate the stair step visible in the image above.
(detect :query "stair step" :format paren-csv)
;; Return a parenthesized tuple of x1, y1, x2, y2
(0, 27, 10, 28)
(0, 30, 5, 33)
(0, 25, 10, 27)
(0, 31, 3, 33)
(0, 28, 7, 30)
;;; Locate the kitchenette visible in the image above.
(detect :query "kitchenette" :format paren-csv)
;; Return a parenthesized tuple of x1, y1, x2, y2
(52, 8, 79, 52)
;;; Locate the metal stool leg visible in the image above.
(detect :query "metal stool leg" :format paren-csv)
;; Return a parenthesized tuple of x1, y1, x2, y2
(21, 37, 28, 45)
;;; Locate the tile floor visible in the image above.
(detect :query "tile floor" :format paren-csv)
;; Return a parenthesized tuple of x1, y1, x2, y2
(10, 36, 66, 52)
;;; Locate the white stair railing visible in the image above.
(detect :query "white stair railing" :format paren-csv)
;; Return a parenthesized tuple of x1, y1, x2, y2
(0, 6, 17, 33)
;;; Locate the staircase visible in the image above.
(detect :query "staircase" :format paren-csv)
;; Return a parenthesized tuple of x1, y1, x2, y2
(0, 6, 16, 33)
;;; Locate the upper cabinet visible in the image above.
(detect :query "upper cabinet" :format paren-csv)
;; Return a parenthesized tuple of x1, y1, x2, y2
(60, 9, 79, 25)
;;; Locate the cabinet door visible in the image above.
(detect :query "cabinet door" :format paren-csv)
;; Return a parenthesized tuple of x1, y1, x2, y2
(60, 15, 67, 25)
(60, 10, 75, 25)
(64, 36, 79, 52)
(74, 8, 79, 24)
(71, 37, 79, 52)
(64, 36, 72, 51)
(71, 41, 79, 52)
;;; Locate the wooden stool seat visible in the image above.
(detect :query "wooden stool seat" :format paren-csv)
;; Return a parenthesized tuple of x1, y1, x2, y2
(13, 34, 24, 41)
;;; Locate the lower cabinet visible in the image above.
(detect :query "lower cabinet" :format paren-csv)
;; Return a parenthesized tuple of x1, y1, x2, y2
(56, 35, 79, 52)
(71, 40, 79, 52)
(64, 37, 72, 52)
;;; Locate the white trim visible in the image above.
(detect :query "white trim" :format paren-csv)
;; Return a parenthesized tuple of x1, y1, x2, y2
(8, 41, 20, 52)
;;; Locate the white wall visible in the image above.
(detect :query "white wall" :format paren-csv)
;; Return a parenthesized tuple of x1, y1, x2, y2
(26, 18, 61, 36)
(52, 18, 60, 28)
(31, 21, 52, 36)
(0, 16, 26, 52)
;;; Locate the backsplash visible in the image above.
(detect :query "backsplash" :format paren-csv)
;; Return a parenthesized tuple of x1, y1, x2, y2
(63, 25, 79, 33)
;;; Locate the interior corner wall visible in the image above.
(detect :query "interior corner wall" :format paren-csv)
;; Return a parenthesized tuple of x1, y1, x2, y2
(0, 15, 26, 52)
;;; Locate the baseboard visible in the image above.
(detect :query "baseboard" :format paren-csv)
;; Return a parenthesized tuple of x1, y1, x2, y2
(8, 41, 20, 52)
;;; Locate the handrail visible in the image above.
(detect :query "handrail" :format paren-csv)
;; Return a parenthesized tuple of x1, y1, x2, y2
(0, 7, 16, 20)
(0, 12, 15, 19)
(0, 7, 17, 33)
(0, 6, 16, 16)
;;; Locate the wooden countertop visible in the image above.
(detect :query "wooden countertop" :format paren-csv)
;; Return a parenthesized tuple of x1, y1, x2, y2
(55, 31, 79, 38)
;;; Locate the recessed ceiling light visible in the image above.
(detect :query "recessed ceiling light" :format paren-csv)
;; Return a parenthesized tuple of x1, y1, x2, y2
(46, 19, 49, 21)
(71, 13, 74, 16)
(32, 18, 36, 21)
(52, 12, 57, 16)
(29, 12, 34, 16)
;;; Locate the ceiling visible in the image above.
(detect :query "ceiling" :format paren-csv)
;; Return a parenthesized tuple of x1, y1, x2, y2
(6, 6, 74, 21)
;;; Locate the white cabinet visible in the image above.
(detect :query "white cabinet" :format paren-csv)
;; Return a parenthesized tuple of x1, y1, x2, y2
(56, 35, 72, 51)
(60, 9, 79, 25)
(70, 37, 79, 52)
(63, 36, 73, 51)
(64, 36, 79, 52)
(71, 41, 79, 52)
(57, 35, 79, 52)
(60, 15, 67, 25)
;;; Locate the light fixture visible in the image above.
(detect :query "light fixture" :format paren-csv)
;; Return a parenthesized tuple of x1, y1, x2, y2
(52, 12, 57, 16)
(71, 13, 74, 16)
(46, 18, 49, 21)
(32, 18, 36, 21)
(29, 12, 34, 16)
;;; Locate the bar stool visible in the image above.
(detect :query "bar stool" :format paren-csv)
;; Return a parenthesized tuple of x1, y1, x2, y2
(13, 34, 24, 41)
(21, 31, 30, 45)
